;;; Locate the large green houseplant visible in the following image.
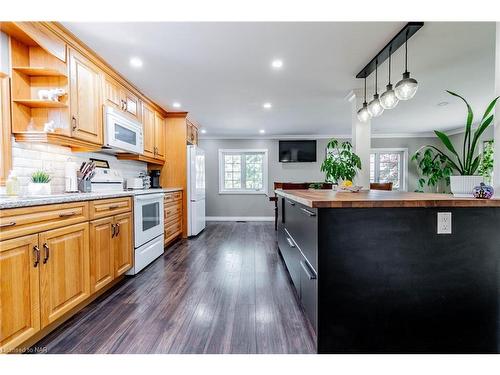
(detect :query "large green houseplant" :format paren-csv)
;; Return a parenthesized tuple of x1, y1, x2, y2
(321, 139, 361, 185)
(414, 91, 498, 196)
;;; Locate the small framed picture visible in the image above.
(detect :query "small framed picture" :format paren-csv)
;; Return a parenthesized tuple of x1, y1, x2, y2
(90, 158, 110, 169)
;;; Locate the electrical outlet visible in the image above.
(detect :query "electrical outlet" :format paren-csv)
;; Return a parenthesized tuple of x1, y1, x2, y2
(437, 212, 452, 234)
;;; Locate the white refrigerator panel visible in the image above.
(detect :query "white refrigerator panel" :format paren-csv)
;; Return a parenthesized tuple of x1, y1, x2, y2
(189, 198, 206, 236)
(189, 146, 206, 201)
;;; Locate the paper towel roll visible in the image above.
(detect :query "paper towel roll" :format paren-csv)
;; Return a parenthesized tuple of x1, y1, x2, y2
(65, 161, 78, 192)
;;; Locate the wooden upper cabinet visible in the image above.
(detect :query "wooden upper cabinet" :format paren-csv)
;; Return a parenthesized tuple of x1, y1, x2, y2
(113, 212, 133, 277)
(39, 222, 90, 328)
(89, 217, 114, 293)
(103, 76, 140, 122)
(154, 112, 166, 160)
(186, 120, 198, 145)
(0, 234, 41, 353)
(142, 102, 156, 158)
(69, 48, 103, 145)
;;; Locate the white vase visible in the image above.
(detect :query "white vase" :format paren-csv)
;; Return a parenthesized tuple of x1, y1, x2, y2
(27, 182, 52, 196)
(449, 176, 484, 197)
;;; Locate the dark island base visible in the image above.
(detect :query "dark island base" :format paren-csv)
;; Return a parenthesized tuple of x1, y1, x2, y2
(317, 207, 500, 354)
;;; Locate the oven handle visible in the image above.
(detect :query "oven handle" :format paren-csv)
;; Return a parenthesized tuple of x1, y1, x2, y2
(134, 193, 165, 201)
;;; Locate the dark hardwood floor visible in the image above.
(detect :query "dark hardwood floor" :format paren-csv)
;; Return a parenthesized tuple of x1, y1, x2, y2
(33, 222, 316, 354)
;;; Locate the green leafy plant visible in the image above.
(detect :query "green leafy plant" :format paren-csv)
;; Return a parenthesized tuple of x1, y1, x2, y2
(309, 182, 324, 189)
(415, 91, 499, 176)
(412, 148, 453, 192)
(478, 141, 494, 183)
(321, 139, 361, 183)
(31, 170, 51, 183)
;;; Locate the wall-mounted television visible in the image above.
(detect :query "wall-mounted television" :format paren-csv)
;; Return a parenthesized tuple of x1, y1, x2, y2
(279, 140, 317, 163)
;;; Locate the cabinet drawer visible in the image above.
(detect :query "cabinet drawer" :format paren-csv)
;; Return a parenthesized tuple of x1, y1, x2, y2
(0, 201, 89, 241)
(285, 199, 318, 272)
(89, 197, 132, 219)
(164, 191, 182, 203)
(164, 220, 182, 240)
(279, 227, 301, 293)
(164, 201, 182, 218)
(165, 212, 181, 226)
(299, 255, 318, 333)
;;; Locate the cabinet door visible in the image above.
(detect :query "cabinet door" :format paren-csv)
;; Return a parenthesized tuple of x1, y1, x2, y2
(122, 89, 140, 121)
(142, 103, 155, 158)
(90, 217, 114, 293)
(69, 48, 103, 145)
(103, 76, 122, 110)
(0, 235, 40, 353)
(113, 212, 133, 276)
(39, 222, 90, 327)
(299, 258, 317, 333)
(154, 112, 166, 160)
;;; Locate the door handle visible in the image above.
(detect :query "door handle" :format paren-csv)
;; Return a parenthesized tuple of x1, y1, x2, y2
(286, 237, 296, 248)
(43, 243, 50, 264)
(111, 223, 116, 238)
(287, 200, 295, 206)
(33, 245, 40, 267)
(0, 221, 16, 228)
(300, 260, 317, 280)
(300, 208, 316, 217)
(72, 116, 78, 130)
(116, 223, 120, 236)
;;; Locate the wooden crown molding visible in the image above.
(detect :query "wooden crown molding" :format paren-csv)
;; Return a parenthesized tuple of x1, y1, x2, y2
(165, 111, 189, 118)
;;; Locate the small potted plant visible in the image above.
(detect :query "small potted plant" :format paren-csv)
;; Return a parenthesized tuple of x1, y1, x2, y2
(415, 91, 498, 197)
(28, 170, 52, 196)
(320, 139, 361, 190)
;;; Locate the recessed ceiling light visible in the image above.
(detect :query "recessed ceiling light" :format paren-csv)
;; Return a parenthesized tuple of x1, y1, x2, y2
(271, 59, 283, 69)
(437, 101, 449, 107)
(201, 129, 207, 134)
(129, 57, 143, 68)
(172, 102, 181, 108)
(263, 102, 272, 109)
(259, 129, 266, 134)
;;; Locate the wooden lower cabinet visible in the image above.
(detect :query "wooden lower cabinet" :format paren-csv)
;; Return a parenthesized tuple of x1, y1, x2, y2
(0, 235, 40, 353)
(89, 217, 114, 293)
(164, 191, 183, 245)
(39, 222, 90, 327)
(113, 212, 133, 276)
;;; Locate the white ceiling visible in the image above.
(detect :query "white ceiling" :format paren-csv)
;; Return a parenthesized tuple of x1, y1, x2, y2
(63, 22, 496, 138)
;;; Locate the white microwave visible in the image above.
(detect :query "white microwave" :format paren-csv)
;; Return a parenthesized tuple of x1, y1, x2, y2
(104, 105, 144, 154)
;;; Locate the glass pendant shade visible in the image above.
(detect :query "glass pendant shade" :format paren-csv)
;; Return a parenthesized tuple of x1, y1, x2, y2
(380, 83, 399, 109)
(395, 71, 418, 100)
(357, 102, 372, 122)
(368, 94, 384, 117)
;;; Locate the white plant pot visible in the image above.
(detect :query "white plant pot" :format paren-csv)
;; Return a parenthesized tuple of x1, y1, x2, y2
(27, 182, 51, 196)
(449, 176, 484, 197)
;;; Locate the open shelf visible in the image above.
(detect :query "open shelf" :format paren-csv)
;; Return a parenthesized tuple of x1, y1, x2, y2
(13, 66, 67, 77)
(13, 99, 67, 108)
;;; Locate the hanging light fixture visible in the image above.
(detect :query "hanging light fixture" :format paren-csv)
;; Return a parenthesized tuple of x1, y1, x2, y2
(380, 47, 399, 110)
(368, 61, 384, 117)
(395, 30, 419, 100)
(357, 77, 372, 122)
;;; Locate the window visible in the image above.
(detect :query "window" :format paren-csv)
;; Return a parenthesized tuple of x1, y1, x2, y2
(370, 149, 408, 191)
(218, 149, 268, 194)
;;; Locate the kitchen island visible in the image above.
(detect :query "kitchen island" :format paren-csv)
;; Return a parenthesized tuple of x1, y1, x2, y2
(275, 189, 500, 354)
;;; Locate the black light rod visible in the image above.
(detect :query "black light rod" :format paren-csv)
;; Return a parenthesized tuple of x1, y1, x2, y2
(355, 22, 424, 79)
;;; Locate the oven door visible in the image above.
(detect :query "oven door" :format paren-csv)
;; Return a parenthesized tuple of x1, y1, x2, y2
(105, 106, 144, 154)
(134, 193, 164, 248)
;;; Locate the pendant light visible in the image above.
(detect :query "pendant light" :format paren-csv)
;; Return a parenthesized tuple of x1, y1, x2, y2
(357, 77, 372, 122)
(395, 30, 419, 100)
(368, 61, 384, 117)
(380, 47, 399, 109)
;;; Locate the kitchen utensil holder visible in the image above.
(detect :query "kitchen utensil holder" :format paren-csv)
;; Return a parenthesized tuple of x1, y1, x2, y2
(77, 173, 92, 193)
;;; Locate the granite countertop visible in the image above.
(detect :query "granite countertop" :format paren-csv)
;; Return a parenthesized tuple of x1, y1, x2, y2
(0, 187, 183, 209)
(275, 189, 500, 208)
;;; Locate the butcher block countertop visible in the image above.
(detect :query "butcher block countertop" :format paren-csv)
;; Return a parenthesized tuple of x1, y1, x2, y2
(275, 189, 500, 208)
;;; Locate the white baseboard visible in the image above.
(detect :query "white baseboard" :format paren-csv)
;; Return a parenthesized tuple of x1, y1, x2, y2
(206, 216, 274, 222)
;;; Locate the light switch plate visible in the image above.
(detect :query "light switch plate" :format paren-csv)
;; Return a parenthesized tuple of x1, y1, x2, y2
(437, 212, 452, 234)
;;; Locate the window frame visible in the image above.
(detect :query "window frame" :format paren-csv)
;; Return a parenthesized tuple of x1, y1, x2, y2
(218, 149, 269, 195)
(370, 148, 408, 191)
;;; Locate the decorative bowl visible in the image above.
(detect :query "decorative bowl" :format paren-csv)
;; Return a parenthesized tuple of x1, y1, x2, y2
(472, 183, 494, 199)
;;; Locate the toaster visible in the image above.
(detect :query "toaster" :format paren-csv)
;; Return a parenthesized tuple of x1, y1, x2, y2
(126, 177, 144, 190)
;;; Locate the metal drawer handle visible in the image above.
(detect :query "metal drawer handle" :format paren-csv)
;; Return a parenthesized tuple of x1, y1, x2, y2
(59, 212, 76, 218)
(108, 205, 121, 209)
(300, 260, 317, 280)
(300, 208, 316, 217)
(0, 221, 16, 228)
(33, 245, 40, 267)
(287, 200, 296, 206)
(286, 237, 296, 248)
(43, 243, 50, 264)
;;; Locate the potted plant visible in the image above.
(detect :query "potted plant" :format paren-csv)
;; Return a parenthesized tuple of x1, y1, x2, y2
(414, 91, 498, 197)
(321, 139, 361, 188)
(412, 148, 453, 193)
(28, 170, 52, 196)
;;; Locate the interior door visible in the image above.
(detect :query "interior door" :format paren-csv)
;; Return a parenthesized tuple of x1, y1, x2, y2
(114, 212, 133, 276)
(39, 222, 90, 327)
(0, 234, 40, 353)
(154, 112, 166, 160)
(142, 103, 155, 158)
(69, 48, 103, 145)
(89, 217, 114, 293)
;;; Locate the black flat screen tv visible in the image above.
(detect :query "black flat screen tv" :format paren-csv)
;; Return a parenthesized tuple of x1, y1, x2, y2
(279, 140, 317, 162)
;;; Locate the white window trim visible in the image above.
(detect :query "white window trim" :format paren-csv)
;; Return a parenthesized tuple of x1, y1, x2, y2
(370, 148, 409, 192)
(218, 149, 269, 195)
